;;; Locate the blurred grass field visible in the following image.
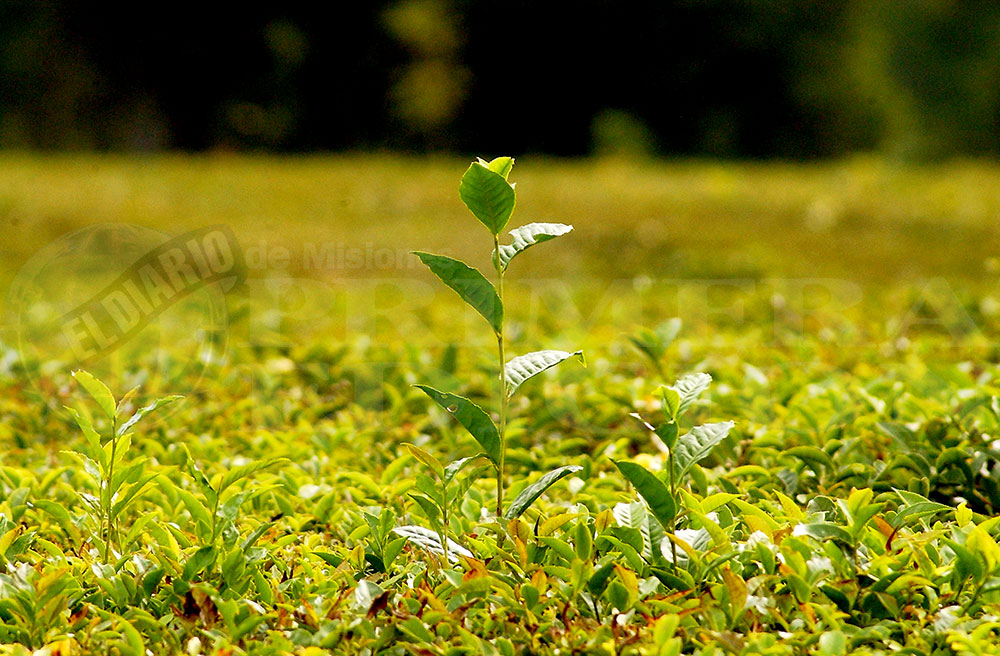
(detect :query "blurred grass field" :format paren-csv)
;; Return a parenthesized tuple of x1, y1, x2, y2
(2, 153, 999, 381)
(3, 153, 1000, 285)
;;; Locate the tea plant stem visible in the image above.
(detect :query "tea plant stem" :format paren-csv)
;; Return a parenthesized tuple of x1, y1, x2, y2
(961, 579, 986, 615)
(441, 480, 450, 564)
(210, 485, 221, 544)
(104, 416, 118, 563)
(494, 235, 508, 519)
(667, 449, 678, 567)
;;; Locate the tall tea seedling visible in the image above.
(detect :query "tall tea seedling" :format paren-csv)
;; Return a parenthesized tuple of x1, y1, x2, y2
(615, 373, 733, 566)
(66, 370, 180, 563)
(414, 157, 583, 520)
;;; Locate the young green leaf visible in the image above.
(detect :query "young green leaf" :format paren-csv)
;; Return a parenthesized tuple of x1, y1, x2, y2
(612, 460, 676, 530)
(783, 445, 835, 473)
(117, 395, 183, 436)
(797, 523, 853, 544)
(459, 161, 516, 235)
(409, 494, 442, 523)
(503, 465, 583, 519)
(505, 350, 584, 397)
(588, 560, 617, 597)
(392, 525, 473, 564)
(72, 370, 116, 419)
(404, 443, 444, 479)
(655, 421, 679, 450)
(443, 455, 485, 484)
(182, 545, 217, 581)
(414, 385, 501, 465)
(218, 457, 288, 495)
(672, 421, 734, 479)
(671, 373, 712, 415)
(479, 156, 514, 180)
(660, 387, 681, 422)
(890, 489, 951, 530)
(413, 252, 503, 333)
(495, 223, 573, 271)
(613, 501, 664, 559)
(66, 406, 105, 456)
(116, 386, 141, 417)
(655, 318, 682, 346)
(629, 319, 682, 368)
(109, 473, 160, 521)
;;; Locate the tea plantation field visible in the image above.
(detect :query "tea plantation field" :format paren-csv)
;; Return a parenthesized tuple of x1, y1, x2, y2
(1, 154, 1000, 655)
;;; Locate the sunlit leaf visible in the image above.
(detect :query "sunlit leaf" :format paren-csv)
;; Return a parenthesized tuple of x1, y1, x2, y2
(413, 251, 503, 333)
(673, 421, 734, 479)
(459, 161, 515, 235)
(414, 385, 501, 465)
(219, 457, 287, 495)
(117, 395, 182, 436)
(613, 460, 676, 530)
(72, 370, 116, 420)
(670, 373, 712, 415)
(504, 465, 583, 519)
(496, 222, 573, 270)
(505, 349, 584, 397)
(392, 525, 473, 564)
(479, 156, 514, 180)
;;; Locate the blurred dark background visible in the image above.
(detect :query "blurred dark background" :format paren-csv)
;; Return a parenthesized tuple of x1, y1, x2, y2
(2, 0, 999, 159)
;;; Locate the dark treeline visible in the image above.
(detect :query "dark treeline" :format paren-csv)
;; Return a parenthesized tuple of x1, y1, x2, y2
(2, 0, 999, 159)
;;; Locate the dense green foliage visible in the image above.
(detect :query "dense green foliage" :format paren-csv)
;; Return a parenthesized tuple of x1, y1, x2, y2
(1, 155, 1000, 654)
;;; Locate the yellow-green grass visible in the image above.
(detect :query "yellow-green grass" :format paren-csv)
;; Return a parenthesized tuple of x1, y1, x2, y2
(2, 153, 998, 379)
(2, 153, 999, 288)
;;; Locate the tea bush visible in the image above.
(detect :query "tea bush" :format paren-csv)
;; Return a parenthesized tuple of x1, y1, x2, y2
(1, 155, 999, 654)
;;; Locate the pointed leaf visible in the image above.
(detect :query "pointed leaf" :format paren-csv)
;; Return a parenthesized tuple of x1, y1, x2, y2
(613, 501, 649, 532)
(72, 370, 116, 419)
(218, 457, 287, 495)
(413, 252, 502, 333)
(117, 395, 183, 436)
(66, 406, 104, 456)
(459, 161, 515, 235)
(110, 473, 160, 521)
(504, 465, 583, 519)
(505, 350, 584, 397)
(414, 385, 501, 465)
(797, 523, 853, 544)
(449, 464, 491, 504)
(496, 223, 573, 270)
(629, 319, 682, 366)
(409, 493, 442, 524)
(656, 421, 679, 450)
(655, 318, 683, 346)
(182, 545, 217, 581)
(967, 526, 1000, 571)
(660, 387, 681, 421)
(404, 443, 444, 478)
(613, 460, 676, 530)
(443, 455, 484, 484)
(613, 501, 662, 559)
(480, 156, 514, 180)
(116, 386, 141, 418)
(392, 525, 473, 564)
(670, 373, 712, 415)
(890, 489, 950, 530)
(673, 421, 734, 480)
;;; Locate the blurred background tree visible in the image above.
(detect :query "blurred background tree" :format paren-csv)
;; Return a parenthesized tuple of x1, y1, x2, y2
(1, 0, 997, 159)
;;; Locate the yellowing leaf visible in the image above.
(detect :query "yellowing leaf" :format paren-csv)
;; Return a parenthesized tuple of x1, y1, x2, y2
(721, 566, 747, 617)
(967, 526, 1000, 572)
